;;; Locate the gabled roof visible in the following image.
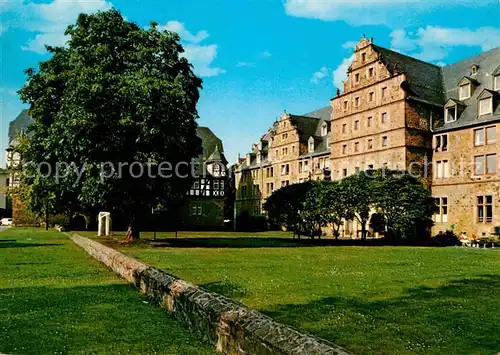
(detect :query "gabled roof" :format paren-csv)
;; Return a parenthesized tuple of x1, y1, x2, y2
(372, 45, 445, 105)
(8, 109, 33, 144)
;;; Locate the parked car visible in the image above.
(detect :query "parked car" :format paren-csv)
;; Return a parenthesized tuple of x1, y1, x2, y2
(1, 218, 13, 226)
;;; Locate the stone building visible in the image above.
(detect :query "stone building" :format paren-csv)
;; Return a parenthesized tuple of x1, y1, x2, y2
(235, 36, 500, 238)
(234, 107, 332, 217)
(431, 48, 500, 237)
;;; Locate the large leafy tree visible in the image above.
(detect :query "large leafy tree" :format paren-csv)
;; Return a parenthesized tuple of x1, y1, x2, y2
(18, 9, 202, 238)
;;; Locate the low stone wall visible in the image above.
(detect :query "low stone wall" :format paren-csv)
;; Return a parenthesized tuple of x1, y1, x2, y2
(69, 234, 352, 355)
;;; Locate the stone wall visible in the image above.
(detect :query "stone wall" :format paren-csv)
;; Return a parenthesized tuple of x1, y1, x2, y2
(69, 234, 351, 355)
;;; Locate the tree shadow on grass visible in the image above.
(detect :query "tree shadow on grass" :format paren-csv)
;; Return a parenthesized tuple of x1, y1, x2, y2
(150, 237, 305, 248)
(0, 242, 60, 249)
(263, 274, 500, 355)
(0, 284, 215, 355)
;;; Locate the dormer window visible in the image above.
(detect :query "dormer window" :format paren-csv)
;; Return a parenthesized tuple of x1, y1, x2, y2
(445, 106, 457, 122)
(471, 64, 479, 74)
(459, 83, 471, 100)
(321, 123, 328, 136)
(308, 137, 315, 153)
(479, 98, 493, 116)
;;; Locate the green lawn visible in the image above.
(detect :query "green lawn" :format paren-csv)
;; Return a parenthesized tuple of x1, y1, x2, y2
(101, 231, 500, 355)
(0, 228, 217, 355)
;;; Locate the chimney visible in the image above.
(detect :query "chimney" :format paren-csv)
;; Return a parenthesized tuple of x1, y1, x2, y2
(246, 153, 251, 166)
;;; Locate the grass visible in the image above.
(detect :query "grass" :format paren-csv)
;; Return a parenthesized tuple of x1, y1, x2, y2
(0, 228, 217, 355)
(96, 231, 500, 355)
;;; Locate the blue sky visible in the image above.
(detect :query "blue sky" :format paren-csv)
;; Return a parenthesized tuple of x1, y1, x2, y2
(1, 0, 499, 166)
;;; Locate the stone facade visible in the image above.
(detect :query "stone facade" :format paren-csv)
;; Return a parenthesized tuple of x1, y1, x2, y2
(234, 108, 331, 217)
(70, 233, 351, 355)
(235, 36, 500, 238)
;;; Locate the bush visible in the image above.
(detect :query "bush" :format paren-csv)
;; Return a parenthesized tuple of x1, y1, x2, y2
(236, 211, 267, 232)
(432, 230, 460, 246)
(49, 214, 70, 228)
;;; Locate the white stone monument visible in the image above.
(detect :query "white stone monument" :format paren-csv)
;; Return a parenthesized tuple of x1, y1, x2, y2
(98, 211, 112, 236)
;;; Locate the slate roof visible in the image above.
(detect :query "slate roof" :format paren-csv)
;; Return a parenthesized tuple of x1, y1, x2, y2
(304, 106, 332, 121)
(8, 109, 33, 144)
(373, 45, 445, 105)
(435, 47, 500, 132)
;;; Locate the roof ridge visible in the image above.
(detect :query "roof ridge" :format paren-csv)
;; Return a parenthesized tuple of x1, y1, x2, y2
(372, 44, 440, 69)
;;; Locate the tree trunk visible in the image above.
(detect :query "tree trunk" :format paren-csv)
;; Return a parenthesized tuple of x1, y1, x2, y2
(361, 220, 367, 240)
(127, 219, 140, 240)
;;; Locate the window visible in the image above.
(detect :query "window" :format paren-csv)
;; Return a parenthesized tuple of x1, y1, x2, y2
(435, 160, 449, 179)
(367, 139, 373, 150)
(354, 120, 360, 130)
(281, 164, 290, 176)
(477, 195, 493, 223)
(342, 144, 348, 154)
(193, 180, 200, 189)
(282, 133, 288, 140)
(368, 92, 374, 102)
(479, 98, 493, 115)
(368, 164, 374, 169)
(196, 205, 202, 216)
(213, 180, 219, 190)
(191, 205, 197, 215)
(435, 134, 448, 152)
(342, 168, 348, 177)
(474, 126, 496, 146)
(367, 116, 372, 127)
(381, 87, 387, 98)
(308, 140, 315, 152)
(474, 155, 485, 175)
(355, 97, 360, 107)
(266, 167, 274, 178)
(281, 180, 289, 187)
(266, 183, 274, 195)
(354, 142, 360, 152)
(487, 154, 497, 174)
(459, 84, 471, 100)
(381, 112, 388, 123)
(343, 101, 348, 110)
(213, 164, 221, 176)
(495, 74, 500, 90)
(434, 197, 448, 223)
(321, 124, 328, 136)
(342, 123, 347, 133)
(355, 167, 360, 174)
(355, 73, 360, 83)
(445, 106, 457, 122)
(361, 53, 366, 62)
(368, 67, 374, 77)
(382, 136, 388, 147)
(275, 149, 278, 157)
(487, 126, 497, 144)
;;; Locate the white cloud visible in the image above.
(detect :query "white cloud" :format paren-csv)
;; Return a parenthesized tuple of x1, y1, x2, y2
(3, 0, 112, 53)
(236, 61, 255, 67)
(260, 51, 272, 58)
(183, 43, 226, 77)
(342, 41, 358, 50)
(332, 55, 354, 90)
(390, 26, 500, 62)
(284, 0, 489, 27)
(311, 66, 330, 84)
(159, 21, 209, 44)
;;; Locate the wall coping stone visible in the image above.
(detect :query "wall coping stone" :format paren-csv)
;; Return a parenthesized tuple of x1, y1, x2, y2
(69, 233, 352, 355)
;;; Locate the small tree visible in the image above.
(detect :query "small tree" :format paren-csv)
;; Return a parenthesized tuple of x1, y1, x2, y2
(263, 181, 312, 238)
(340, 172, 373, 240)
(371, 169, 436, 241)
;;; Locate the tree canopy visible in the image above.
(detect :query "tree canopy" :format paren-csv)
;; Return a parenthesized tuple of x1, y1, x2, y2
(17, 9, 203, 236)
(263, 169, 436, 241)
